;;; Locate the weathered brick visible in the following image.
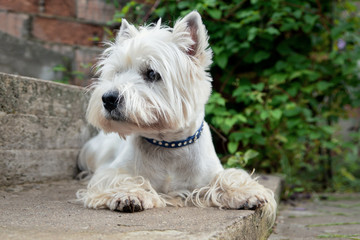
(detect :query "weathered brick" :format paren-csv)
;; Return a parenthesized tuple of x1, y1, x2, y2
(0, 32, 72, 81)
(32, 16, 104, 46)
(73, 47, 102, 86)
(44, 0, 76, 18)
(76, 0, 115, 24)
(0, 0, 38, 13)
(0, 11, 30, 38)
(42, 42, 74, 56)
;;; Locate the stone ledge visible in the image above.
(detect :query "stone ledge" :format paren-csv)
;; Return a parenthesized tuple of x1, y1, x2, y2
(0, 72, 95, 186)
(0, 72, 88, 118)
(0, 176, 281, 240)
(0, 149, 79, 186)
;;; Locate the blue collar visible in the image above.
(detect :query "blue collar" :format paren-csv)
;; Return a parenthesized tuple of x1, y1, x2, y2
(144, 121, 204, 148)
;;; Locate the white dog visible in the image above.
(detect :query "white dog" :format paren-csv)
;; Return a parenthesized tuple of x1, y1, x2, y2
(77, 11, 276, 225)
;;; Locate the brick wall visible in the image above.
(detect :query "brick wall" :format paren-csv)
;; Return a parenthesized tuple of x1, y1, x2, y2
(0, 0, 123, 86)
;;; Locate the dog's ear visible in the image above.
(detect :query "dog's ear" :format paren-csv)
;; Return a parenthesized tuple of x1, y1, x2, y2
(173, 11, 212, 64)
(116, 19, 138, 42)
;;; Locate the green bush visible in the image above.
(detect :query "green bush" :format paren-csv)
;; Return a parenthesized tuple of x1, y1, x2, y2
(108, 0, 360, 195)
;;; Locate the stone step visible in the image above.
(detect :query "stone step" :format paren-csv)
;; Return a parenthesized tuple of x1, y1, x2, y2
(0, 72, 95, 186)
(0, 176, 282, 240)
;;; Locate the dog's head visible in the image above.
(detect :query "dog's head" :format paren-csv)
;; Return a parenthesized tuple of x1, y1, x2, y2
(87, 11, 213, 136)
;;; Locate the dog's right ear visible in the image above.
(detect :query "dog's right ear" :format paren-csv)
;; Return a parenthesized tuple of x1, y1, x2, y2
(116, 19, 138, 43)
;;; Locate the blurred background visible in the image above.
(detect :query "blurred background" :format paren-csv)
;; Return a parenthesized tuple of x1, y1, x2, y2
(0, 0, 359, 199)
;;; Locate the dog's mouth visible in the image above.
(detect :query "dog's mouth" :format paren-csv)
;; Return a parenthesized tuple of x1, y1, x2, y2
(103, 108, 169, 132)
(104, 107, 127, 122)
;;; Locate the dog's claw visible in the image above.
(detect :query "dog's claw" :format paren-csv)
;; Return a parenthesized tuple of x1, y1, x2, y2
(238, 197, 266, 210)
(115, 196, 143, 213)
(134, 204, 142, 212)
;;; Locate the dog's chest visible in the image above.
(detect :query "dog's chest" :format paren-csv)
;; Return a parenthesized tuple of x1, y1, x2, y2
(136, 145, 202, 193)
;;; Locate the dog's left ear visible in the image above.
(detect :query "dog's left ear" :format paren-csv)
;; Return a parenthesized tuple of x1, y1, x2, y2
(173, 11, 212, 65)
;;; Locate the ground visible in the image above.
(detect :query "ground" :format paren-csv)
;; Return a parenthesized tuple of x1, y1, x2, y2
(270, 193, 360, 240)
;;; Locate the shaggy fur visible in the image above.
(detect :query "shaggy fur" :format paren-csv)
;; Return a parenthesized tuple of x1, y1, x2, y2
(77, 11, 276, 226)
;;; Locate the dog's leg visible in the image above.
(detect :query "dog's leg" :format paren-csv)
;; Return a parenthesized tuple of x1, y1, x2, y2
(77, 132, 123, 175)
(188, 168, 277, 225)
(77, 168, 167, 212)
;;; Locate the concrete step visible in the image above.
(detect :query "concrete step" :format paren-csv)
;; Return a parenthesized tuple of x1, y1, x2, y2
(0, 176, 282, 240)
(0, 72, 95, 186)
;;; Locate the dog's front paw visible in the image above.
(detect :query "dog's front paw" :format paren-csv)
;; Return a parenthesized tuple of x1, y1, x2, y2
(236, 195, 267, 210)
(109, 194, 144, 212)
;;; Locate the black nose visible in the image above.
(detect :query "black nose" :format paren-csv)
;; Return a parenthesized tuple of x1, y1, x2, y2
(102, 91, 120, 112)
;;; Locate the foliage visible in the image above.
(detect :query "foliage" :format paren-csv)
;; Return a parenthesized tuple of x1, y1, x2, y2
(53, 62, 89, 84)
(108, 0, 360, 195)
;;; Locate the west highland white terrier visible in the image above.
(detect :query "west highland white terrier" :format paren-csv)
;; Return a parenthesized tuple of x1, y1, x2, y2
(77, 11, 276, 226)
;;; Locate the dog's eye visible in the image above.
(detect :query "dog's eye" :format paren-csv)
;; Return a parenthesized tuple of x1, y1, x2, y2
(146, 69, 161, 82)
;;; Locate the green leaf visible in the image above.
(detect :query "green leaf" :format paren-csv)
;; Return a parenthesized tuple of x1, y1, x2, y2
(228, 141, 239, 154)
(289, 71, 303, 80)
(304, 14, 318, 26)
(275, 134, 288, 143)
(236, 10, 254, 19)
(269, 73, 288, 85)
(235, 114, 247, 123)
(293, 9, 302, 19)
(177, 1, 189, 9)
(260, 111, 269, 120)
(316, 81, 334, 91)
(244, 149, 259, 161)
(270, 109, 282, 120)
(223, 117, 237, 134)
(275, 60, 288, 71)
(254, 51, 271, 63)
(284, 107, 302, 117)
(216, 53, 228, 69)
(248, 27, 258, 41)
(309, 131, 322, 140)
(232, 85, 251, 98)
(265, 27, 280, 35)
(207, 9, 222, 19)
(271, 95, 289, 105)
(53, 65, 67, 72)
(301, 85, 315, 94)
(229, 132, 244, 142)
(252, 83, 265, 91)
(211, 46, 224, 55)
(238, 41, 250, 49)
(340, 168, 356, 181)
(293, 187, 304, 193)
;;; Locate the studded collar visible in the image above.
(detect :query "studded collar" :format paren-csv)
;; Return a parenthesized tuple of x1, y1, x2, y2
(143, 121, 204, 148)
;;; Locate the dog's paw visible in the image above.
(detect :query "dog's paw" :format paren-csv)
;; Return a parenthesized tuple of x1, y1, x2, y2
(236, 195, 267, 210)
(109, 195, 144, 212)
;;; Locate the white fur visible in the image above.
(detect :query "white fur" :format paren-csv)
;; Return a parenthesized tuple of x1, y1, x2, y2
(77, 11, 276, 227)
